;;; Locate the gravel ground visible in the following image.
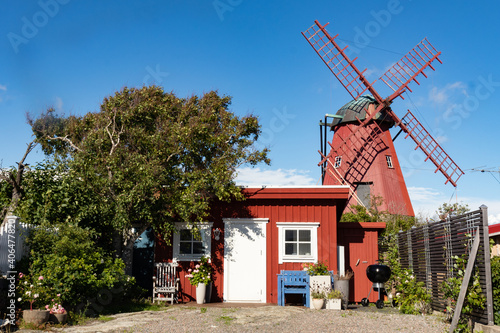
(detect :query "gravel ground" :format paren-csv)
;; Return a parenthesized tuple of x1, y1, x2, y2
(128, 305, 450, 333)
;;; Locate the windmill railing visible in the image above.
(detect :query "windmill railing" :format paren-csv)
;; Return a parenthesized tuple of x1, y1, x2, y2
(397, 206, 494, 326)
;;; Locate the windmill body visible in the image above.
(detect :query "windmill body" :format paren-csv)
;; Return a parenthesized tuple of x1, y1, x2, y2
(303, 20, 464, 216)
(323, 96, 414, 216)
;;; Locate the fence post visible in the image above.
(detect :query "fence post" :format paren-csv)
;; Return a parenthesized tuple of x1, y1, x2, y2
(449, 227, 481, 332)
(480, 205, 494, 325)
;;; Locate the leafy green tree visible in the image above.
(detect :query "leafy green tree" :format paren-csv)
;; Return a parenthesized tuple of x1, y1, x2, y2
(29, 86, 270, 273)
(436, 202, 470, 220)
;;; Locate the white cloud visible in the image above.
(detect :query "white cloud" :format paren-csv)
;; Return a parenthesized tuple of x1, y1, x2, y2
(55, 97, 63, 112)
(0, 84, 6, 91)
(407, 186, 442, 202)
(428, 81, 466, 104)
(409, 186, 500, 224)
(235, 167, 316, 187)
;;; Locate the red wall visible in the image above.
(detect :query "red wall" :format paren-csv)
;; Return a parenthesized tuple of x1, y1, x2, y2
(337, 222, 386, 303)
(155, 187, 349, 303)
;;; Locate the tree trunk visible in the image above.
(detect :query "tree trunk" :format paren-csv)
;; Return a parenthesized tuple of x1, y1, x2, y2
(113, 226, 148, 276)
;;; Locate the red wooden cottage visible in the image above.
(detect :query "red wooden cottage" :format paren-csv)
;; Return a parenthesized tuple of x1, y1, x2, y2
(154, 185, 385, 304)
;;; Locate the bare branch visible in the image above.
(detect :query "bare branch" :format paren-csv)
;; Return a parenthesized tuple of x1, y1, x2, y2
(45, 135, 82, 152)
(106, 109, 124, 156)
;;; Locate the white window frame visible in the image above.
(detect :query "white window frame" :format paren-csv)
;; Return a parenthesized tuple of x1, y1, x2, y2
(334, 156, 342, 168)
(386, 155, 394, 168)
(276, 222, 319, 264)
(173, 222, 213, 261)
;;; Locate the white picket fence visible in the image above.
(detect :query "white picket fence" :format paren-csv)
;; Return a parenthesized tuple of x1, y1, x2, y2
(0, 216, 30, 275)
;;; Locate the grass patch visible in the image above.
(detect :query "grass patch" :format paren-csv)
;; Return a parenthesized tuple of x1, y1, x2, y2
(97, 315, 114, 322)
(217, 315, 235, 325)
(200, 307, 207, 314)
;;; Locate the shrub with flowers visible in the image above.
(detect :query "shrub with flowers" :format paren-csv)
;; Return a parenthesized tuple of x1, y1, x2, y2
(185, 256, 212, 286)
(17, 272, 50, 310)
(302, 261, 330, 276)
(45, 294, 66, 314)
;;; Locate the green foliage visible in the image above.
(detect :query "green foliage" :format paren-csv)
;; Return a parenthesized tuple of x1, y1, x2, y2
(394, 269, 431, 315)
(22, 223, 136, 310)
(327, 289, 343, 300)
(436, 202, 470, 220)
(185, 256, 212, 286)
(302, 261, 330, 276)
(29, 87, 270, 253)
(490, 240, 500, 325)
(441, 254, 486, 332)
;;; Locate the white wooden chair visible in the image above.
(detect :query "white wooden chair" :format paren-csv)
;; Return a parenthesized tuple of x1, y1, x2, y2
(152, 261, 180, 304)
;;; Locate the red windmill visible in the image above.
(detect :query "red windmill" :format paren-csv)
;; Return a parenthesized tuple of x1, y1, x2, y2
(302, 20, 464, 216)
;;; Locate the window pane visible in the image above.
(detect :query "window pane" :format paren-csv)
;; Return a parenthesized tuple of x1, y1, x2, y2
(180, 229, 192, 241)
(299, 230, 310, 242)
(299, 243, 311, 255)
(192, 241, 204, 254)
(285, 230, 296, 241)
(285, 243, 297, 255)
(179, 242, 191, 254)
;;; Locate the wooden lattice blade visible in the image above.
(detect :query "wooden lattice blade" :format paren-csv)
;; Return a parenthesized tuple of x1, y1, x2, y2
(380, 38, 442, 102)
(399, 110, 464, 186)
(302, 20, 383, 103)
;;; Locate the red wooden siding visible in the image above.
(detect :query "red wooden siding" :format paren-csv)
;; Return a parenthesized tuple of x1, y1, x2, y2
(337, 222, 386, 303)
(154, 186, 353, 304)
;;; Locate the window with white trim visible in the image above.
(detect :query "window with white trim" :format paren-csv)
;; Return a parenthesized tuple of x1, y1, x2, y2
(277, 222, 319, 264)
(386, 155, 394, 168)
(173, 222, 213, 261)
(334, 156, 342, 168)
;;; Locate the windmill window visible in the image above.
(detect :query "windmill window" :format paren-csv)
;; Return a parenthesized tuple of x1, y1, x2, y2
(277, 222, 319, 264)
(386, 156, 394, 168)
(334, 156, 342, 168)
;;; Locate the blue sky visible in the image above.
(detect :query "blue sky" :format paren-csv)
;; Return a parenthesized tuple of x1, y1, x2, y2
(1, 1, 500, 223)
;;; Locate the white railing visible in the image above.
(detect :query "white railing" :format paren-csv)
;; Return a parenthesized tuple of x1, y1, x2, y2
(0, 216, 31, 275)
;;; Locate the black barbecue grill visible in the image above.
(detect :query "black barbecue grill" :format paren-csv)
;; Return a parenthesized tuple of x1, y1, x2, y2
(361, 264, 391, 309)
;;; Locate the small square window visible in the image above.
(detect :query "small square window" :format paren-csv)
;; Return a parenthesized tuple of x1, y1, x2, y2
(173, 222, 212, 261)
(277, 222, 319, 264)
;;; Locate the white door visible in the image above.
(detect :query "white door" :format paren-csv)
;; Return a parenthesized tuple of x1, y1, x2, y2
(223, 218, 268, 302)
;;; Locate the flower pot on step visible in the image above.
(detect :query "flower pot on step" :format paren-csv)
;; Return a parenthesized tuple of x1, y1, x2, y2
(312, 298, 325, 310)
(23, 309, 49, 325)
(196, 283, 206, 304)
(49, 313, 67, 324)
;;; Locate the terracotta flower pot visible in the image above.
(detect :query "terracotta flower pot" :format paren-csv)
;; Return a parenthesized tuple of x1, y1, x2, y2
(49, 313, 67, 324)
(23, 309, 49, 325)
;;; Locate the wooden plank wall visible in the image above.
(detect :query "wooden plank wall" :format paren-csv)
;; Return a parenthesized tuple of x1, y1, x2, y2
(398, 207, 492, 324)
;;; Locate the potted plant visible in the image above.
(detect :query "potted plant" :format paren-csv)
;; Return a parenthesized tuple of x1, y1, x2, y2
(303, 261, 332, 308)
(310, 282, 328, 309)
(17, 273, 50, 325)
(334, 269, 354, 309)
(185, 256, 212, 304)
(45, 294, 67, 324)
(326, 289, 343, 310)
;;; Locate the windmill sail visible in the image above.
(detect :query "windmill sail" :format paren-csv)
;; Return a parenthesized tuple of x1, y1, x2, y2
(399, 110, 464, 186)
(380, 38, 442, 101)
(302, 20, 382, 102)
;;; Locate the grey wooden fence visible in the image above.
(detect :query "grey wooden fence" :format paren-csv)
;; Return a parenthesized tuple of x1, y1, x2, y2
(398, 205, 493, 325)
(0, 216, 30, 275)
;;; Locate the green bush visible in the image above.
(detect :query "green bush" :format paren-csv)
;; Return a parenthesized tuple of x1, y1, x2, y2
(491, 253, 500, 325)
(21, 223, 136, 312)
(441, 254, 485, 333)
(394, 269, 431, 315)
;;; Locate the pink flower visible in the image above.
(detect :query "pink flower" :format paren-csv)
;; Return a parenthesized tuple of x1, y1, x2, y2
(52, 299, 55, 302)
(188, 269, 192, 273)
(38, 276, 44, 281)
(195, 264, 200, 269)
(19, 272, 24, 278)
(57, 294, 61, 297)
(45, 305, 49, 309)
